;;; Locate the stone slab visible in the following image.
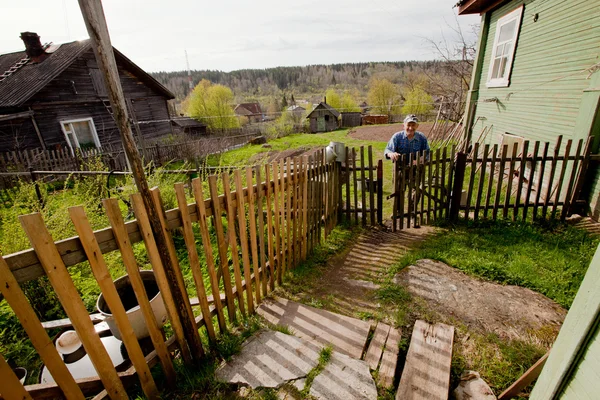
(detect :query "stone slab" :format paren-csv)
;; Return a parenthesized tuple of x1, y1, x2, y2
(216, 330, 320, 388)
(257, 297, 371, 359)
(310, 352, 378, 400)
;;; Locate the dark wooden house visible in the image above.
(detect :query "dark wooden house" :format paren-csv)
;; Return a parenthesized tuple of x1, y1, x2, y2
(171, 117, 207, 136)
(306, 102, 340, 133)
(234, 102, 263, 123)
(0, 32, 175, 153)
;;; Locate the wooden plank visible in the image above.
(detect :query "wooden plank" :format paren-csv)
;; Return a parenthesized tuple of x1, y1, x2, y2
(0, 353, 33, 400)
(360, 146, 367, 226)
(543, 136, 562, 219)
(533, 142, 550, 220)
(0, 257, 85, 400)
(234, 170, 254, 314)
(561, 139, 583, 220)
(407, 154, 414, 228)
(246, 167, 262, 303)
(70, 204, 163, 397)
(292, 158, 299, 261)
(523, 141, 540, 220)
(493, 145, 508, 220)
(368, 146, 375, 225)
(277, 159, 286, 284)
(377, 159, 383, 224)
(502, 143, 519, 219)
(498, 352, 549, 400)
(432, 149, 440, 222)
(130, 193, 191, 363)
(18, 213, 128, 399)
(192, 178, 227, 332)
(399, 155, 407, 229)
(222, 173, 246, 316)
(513, 141, 529, 221)
(551, 139, 572, 219)
(208, 175, 237, 323)
(474, 144, 489, 221)
(345, 147, 350, 223)
(464, 143, 479, 222)
(149, 187, 198, 330)
(352, 148, 358, 225)
(379, 326, 402, 389)
(254, 166, 268, 297)
(286, 158, 293, 269)
(427, 150, 433, 224)
(264, 164, 276, 290)
(365, 323, 391, 370)
(302, 156, 309, 260)
(484, 144, 498, 219)
(396, 320, 454, 399)
(174, 184, 217, 341)
(441, 147, 450, 219)
(419, 151, 426, 226)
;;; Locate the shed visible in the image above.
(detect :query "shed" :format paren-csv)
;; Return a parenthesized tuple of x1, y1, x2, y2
(341, 112, 362, 128)
(306, 102, 340, 133)
(171, 117, 207, 136)
(0, 32, 175, 153)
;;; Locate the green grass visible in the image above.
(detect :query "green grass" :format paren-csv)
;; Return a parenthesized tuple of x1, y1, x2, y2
(301, 346, 333, 397)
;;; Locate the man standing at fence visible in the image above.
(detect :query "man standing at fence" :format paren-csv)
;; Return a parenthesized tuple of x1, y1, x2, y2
(384, 115, 430, 162)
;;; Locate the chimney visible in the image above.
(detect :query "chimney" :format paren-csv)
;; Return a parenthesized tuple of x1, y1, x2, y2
(20, 32, 47, 62)
(324, 96, 326, 104)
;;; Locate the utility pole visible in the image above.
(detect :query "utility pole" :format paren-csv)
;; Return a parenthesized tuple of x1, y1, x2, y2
(77, 0, 203, 364)
(185, 50, 193, 91)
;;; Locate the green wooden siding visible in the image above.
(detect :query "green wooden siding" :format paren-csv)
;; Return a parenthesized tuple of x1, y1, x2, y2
(471, 0, 600, 145)
(560, 326, 600, 399)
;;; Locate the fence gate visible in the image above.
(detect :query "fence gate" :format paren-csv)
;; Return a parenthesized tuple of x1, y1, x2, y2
(390, 136, 593, 230)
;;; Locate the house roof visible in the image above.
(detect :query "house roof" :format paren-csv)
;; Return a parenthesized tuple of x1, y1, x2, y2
(171, 117, 206, 128)
(306, 102, 340, 119)
(456, 0, 506, 15)
(287, 105, 305, 112)
(234, 102, 262, 115)
(0, 39, 174, 108)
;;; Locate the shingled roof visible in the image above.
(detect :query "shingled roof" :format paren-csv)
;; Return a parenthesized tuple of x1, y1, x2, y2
(0, 39, 174, 108)
(306, 102, 340, 118)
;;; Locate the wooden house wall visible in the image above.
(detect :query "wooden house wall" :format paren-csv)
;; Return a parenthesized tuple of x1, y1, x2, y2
(0, 117, 40, 150)
(469, 0, 600, 217)
(0, 48, 172, 152)
(308, 106, 339, 132)
(559, 325, 600, 399)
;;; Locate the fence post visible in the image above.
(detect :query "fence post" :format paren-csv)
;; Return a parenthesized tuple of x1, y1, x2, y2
(29, 167, 44, 207)
(377, 159, 383, 224)
(449, 152, 467, 222)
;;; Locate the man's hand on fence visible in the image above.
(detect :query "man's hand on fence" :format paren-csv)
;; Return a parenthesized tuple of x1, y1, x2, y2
(388, 152, 400, 162)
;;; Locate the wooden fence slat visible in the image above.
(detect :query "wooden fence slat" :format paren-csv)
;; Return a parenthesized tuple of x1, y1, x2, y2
(0, 257, 85, 400)
(292, 158, 300, 259)
(426, 150, 433, 224)
(149, 188, 201, 346)
(191, 179, 227, 332)
(174, 184, 218, 340)
(533, 142, 550, 220)
(542, 136, 562, 218)
(368, 146, 375, 226)
(493, 145, 508, 220)
(352, 148, 358, 225)
(234, 170, 255, 314)
(0, 353, 33, 400)
(254, 166, 268, 297)
(419, 151, 426, 226)
(561, 139, 584, 221)
(302, 156, 309, 261)
(568, 136, 593, 216)
(432, 149, 440, 222)
(484, 144, 498, 219)
(286, 158, 294, 269)
(503, 143, 519, 219)
(71, 204, 163, 397)
(377, 159, 383, 224)
(514, 141, 529, 221)
(551, 139, 572, 219)
(208, 175, 237, 323)
(264, 164, 276, 290)
(473, 144, 489, 221)
(245, 167, 262, 302)
(523, 141, 540, 220)
(18, 213, 128, 399)
(221, 173, 246, 316)
(278, 159, 287, 282)
(130, 193, 192, 363)
(464, 143, 479, 222)
(345, 147, 350, 223)
(399, 156, 406, 229)
(360, 146, 367, 226)
(440, 148, 448, 220)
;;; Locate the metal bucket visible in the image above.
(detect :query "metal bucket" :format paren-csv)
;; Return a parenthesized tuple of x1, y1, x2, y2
(96, 270, 168, 340)
(325, 141, 346, 163)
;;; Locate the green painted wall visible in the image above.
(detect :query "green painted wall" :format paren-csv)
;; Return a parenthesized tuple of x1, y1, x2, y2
(560, 324, 600, 399)
(469, 0, 600, 215)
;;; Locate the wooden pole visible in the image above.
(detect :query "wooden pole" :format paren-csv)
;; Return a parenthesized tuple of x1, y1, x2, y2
(77, 0, 203, 363)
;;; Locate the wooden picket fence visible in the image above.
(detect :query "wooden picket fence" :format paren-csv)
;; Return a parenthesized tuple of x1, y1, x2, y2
(0, 145, 381, 399)
(391, 136, 592, 229)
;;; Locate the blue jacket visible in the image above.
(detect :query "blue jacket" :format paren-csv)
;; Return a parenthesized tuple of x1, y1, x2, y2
(384, 131, 430, 161)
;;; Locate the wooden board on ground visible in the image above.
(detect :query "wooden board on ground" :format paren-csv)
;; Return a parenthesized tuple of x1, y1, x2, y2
(396, 320, 454, 400)
(257, 297, 371, 359)
(378, 326, 401, 388)
(365, 322, 391, 370)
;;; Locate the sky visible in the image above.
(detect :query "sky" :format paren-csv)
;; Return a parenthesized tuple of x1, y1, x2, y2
(1, 0, 481, 73)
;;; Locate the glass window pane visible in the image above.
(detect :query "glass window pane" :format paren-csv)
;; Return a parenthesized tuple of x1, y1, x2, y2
(498, 19, 516, 42)
(503, 42, 512, 56)
(72, 121, 97, 149)
(495, 43, 504, 57)
(491, 58, 501, 79)
(499, 56, 508, 78)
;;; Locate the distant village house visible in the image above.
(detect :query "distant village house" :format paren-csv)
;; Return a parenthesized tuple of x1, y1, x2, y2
(306, 102, 340, 133)
(234, 102, 263, 123)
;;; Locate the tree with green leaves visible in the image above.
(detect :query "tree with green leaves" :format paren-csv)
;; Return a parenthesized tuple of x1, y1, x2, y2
(367, 78, 401, 116)
(325, 88, 360, 112)
(186, 79, 239, 132)
(401, 86, 434, 118)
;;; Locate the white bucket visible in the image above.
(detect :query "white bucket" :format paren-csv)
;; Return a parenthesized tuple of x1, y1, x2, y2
(325, 141, 346, 163)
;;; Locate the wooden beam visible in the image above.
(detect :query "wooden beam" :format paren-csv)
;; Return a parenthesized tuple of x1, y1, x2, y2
(498, 352, 549, 400)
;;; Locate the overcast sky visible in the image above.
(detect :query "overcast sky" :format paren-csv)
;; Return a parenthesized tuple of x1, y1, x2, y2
(1, 0, 480, 73)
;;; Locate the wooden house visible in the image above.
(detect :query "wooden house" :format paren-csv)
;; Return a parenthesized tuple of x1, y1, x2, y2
(234, 102, 263, 123)
(171, 117, 207, 136)
(0, 32, 175, 154)
(306, 102, 340, 133)
(458, 0, 600, 217)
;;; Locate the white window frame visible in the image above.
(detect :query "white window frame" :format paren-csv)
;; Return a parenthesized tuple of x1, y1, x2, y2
(59, 117, 101, 155)
(486, 5, 523, 88)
